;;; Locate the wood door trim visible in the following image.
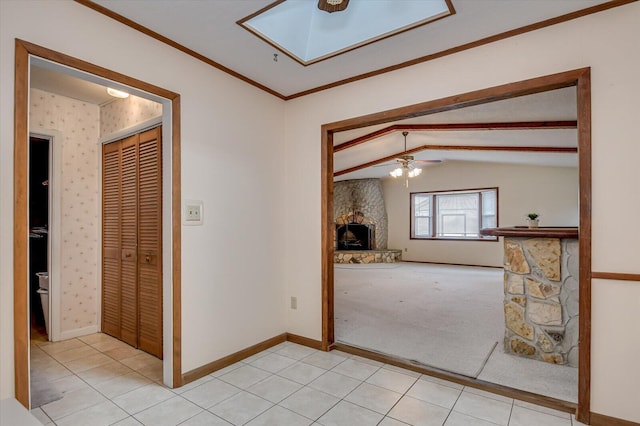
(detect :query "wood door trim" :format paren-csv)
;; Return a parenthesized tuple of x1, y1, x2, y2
(13, 39, 182, 406)
(13, 39, 29, 408)
(576, 69, 592, 424)
(171, 96, 182, 387)
(321, 67, 592, 423)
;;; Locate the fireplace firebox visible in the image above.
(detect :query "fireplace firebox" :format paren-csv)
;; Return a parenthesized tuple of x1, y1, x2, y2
(336, 224, 375, 250)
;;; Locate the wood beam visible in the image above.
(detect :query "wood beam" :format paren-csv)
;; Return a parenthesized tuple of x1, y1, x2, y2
(334, 145, 578, 177)
(334, 121, 578, 152)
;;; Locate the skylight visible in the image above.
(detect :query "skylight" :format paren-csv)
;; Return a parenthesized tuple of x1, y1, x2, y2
(238, 0, 453, 66)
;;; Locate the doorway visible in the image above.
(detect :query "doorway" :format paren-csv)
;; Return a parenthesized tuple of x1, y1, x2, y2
(332, 90, 580, 402)
(13, 39, 183, 408)
(29, 136, 51, 343)
(320, 68, 592, 423)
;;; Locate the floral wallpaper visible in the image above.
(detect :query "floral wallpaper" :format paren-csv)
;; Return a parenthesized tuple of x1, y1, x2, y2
(100, 95, 162, 137)
(30, 88, 100, 333)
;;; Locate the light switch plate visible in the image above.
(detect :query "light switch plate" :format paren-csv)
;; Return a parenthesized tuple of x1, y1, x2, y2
(183, 200, 203, 225)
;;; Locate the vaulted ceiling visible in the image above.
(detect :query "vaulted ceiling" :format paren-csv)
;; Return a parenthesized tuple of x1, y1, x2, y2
(333, 87, 579, 181)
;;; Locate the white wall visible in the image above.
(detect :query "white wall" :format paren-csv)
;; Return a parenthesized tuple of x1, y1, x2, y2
(383, 161, 579, 267)
(283, 3, 640, 422)
(0, 0, 287, 396)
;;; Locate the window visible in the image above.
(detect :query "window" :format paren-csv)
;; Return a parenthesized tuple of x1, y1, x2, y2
(411, 188, 498, 240)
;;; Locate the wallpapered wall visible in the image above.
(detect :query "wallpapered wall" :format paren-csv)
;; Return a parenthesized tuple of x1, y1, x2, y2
(30, 88, 100, 333)
(100, 95, 162, 137)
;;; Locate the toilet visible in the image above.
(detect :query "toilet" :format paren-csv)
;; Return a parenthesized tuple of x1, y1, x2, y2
(36, 272, 49, 336)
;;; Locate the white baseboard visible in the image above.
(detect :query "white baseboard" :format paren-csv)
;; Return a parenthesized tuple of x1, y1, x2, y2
(57, 325, 99, 341)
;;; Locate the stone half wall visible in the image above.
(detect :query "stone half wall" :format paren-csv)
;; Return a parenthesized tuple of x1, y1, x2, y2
(334, 179, 388, 249)
(503, 237, 579, 366)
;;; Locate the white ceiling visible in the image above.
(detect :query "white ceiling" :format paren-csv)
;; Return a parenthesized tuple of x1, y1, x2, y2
(90, 0, 612, 97)
(30, 64, 114, 105)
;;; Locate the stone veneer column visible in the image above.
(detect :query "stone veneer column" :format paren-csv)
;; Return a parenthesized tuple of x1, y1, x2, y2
(503, 237, 579, 366)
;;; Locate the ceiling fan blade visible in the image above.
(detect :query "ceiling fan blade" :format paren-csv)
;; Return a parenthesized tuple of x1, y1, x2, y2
(413, 159, 443, 164)
(373, 162, 396, 167)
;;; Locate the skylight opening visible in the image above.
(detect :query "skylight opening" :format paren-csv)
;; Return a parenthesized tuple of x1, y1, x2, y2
(238, 0, 454, 66)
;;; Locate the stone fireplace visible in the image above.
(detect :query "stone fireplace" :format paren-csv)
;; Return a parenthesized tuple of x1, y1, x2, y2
(333, 179, 401, 264)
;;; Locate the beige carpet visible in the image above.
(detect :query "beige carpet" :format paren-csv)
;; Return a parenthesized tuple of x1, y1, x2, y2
(334, 262, 577, 402)
(335, 262, 503, 377)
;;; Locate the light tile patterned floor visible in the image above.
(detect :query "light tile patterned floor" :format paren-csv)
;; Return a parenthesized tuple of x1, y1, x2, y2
(31, 335, 587, 425)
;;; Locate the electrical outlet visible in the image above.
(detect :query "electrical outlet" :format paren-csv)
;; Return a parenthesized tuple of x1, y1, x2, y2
(290, 296, 297, 309)
(404, 248, 408, 252)
(183, 200, 203, 225)
(186, 205, 200, 221)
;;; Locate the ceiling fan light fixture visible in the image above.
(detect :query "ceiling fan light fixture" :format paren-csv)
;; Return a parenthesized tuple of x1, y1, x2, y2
(408, 168, 422, 178)
(390, 167, 403, 178)
(388, 131, 425, 187)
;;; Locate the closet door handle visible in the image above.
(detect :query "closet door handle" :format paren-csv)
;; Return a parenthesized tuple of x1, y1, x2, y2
(145, 255, 151, 263)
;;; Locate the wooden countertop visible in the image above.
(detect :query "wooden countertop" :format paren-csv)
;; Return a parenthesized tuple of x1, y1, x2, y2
(480, 227, 578, 238)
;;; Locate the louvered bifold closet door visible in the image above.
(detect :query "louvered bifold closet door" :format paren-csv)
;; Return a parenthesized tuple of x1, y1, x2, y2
(137, 128, 162, 359)
(119, 136, 139, 347)
(102, 128, 162, 358)
(102, 143, 122, 338)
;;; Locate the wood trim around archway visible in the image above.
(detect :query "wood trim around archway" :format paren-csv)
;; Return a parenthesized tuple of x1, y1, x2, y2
(13, 39, 182, 407)
(320, 68, 592, 423)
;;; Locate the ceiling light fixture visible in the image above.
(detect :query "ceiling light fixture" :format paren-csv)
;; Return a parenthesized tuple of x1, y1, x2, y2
(390, 131, 422, 188)
(106, 87, 129, 99)
(317, 0, 349, 13)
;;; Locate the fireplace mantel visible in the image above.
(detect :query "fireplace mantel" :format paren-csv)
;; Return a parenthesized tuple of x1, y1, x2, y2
(480, 227, 578, 239)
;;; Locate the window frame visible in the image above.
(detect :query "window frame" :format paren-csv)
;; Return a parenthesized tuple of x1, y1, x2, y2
(410, 187, 499, 242)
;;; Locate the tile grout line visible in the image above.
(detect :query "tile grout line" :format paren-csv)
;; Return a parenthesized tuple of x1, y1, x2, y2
(440, 384, 465, 426)
(370, 370, 420, 425)
(33, 335, 166, 424)
(44, 337, 143, 424)
(507, 397, 515, 425)
(33, 335, 575, 426)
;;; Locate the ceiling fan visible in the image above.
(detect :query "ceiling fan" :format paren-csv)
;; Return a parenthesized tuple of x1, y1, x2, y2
(376, 131, 442, 187)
